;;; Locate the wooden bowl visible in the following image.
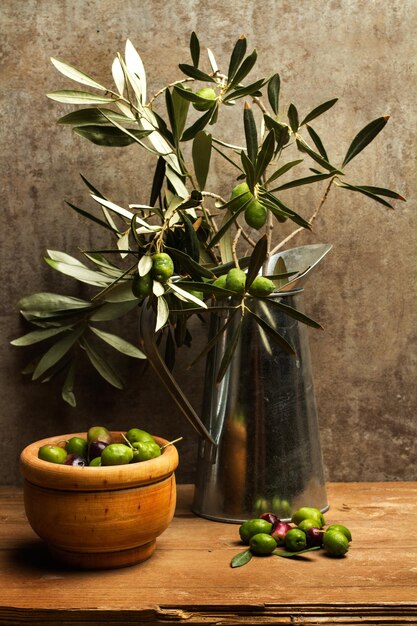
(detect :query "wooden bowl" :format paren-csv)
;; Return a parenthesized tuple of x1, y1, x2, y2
(20, 432, 178, 570)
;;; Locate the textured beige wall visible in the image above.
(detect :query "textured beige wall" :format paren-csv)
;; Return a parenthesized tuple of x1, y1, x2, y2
(1, 0, 416, 484)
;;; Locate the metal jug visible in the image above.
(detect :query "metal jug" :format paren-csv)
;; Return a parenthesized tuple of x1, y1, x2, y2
(192, 244, 331, 522)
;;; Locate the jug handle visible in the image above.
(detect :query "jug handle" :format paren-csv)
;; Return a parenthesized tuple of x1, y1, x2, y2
(138, 301, 216, 446)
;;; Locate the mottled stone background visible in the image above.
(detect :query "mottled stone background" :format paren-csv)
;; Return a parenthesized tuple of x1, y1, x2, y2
(1, 0, 415, 485)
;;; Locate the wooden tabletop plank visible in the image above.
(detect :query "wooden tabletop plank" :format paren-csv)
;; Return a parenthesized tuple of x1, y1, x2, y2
(0, 483, 416, 624)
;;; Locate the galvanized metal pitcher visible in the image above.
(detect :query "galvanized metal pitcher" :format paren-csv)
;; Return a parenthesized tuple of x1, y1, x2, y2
(192, 244, 331, 522)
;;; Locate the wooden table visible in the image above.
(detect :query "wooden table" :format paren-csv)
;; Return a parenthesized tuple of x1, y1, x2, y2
(1, 483, 416, 625)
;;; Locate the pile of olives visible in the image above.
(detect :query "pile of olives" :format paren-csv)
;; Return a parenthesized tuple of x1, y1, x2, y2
(37, 426, 163, 467)
(231, 506, 352, 567)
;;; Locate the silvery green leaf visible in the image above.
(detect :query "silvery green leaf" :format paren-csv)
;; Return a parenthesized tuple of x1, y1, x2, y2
(17, 292, 91, 313)
(218, 211, 233, 264)
(169, 282, 207, 308)
(82, 253, 122, 277)
(207, 48, 218, 73)
(32, 327, 85, 380)
(47, 90, 114, 104)
(62, 361, 76, 407)
(165, 165, 189, 199)
(89, 326, 146, 359)
(45, 258, 111, 287)
(47, 250, 86, 266)
(230, 549, 252, 568)
(89, 300, 138, 321)
(81, 337, 124, 389)
(112, 56, 125, 95)
(138, 255, 153, 276)
(156, 296, 170, 331)
(74, 125, 151, 147)
(172, 88, 190, 139)
(140, 107, 183, 175)
(98, 108, 159, 154)
(153, 281, 165, 297)
(117, 232, 130, 258)
(50, 58, 106, 91)
(57, 108, 133, 127)
(102, 281, 138, 302)
(192, 131, 212, 190)
(90, 194, 134, 220)
(11, 326, 73, 346)
(125, 39, 147, 104)
(116, 101, 136, 120)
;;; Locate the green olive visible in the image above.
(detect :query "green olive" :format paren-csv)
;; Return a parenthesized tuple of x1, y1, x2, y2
(38, 445, 67, 464)
(131, 441, 161, 462)
(65, 436, 88, 458)
(101, 443, 134, 466)
(87, 426, 111, 444)
(125, 428, 155, 445)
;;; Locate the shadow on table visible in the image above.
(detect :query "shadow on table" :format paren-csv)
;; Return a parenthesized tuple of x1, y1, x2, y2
(7, 539, 80, 575)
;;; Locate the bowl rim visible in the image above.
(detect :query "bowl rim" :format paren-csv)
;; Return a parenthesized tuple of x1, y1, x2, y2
(20, 431, 179, 491)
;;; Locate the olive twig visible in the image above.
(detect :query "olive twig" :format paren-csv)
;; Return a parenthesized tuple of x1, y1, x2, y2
(160, 436, 183, 450)
(270, 175, 336, 256)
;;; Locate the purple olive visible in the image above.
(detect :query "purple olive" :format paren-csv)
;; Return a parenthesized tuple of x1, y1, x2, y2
(306, 527, 324, 547)
(88, 439, 108, 462)
(259, 512, 280, 525)
(64, 454, 87, 467)
(271, 521, 293, 546)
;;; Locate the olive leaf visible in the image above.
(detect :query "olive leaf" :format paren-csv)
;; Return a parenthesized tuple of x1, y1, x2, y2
(62, 361, 76, 407)
(245, 235, 268, 290)
(230, 549, 253, 568)
(243, 104, 258, 164)
(287, 103, 299, 133)
(51, 57, 106, 91)
(306, 125, 329, 160)
(57, 108, 132, 126)
(89, 326, 146, 359)
(178, 64, 215, 82)
(229, 48, 257, 88)
(192, 130, 212, 190)
(216, 314, 243, 383)
(11, 326, 74, 346)
(227, 35, 247, 83)
(81, 337, 124, 389)
(272, 546, 321, 558)
(265, 298, 323, 330)
(32, 326, 85, 380)
(66, 201, 118, 233)
(267, 73, 280, 115)
(247, 309, 296, 355)
(300, 98, 338, 126)
(74, 125, 151, 147)
(342, 116, 389, 167)
(254, 130, 275, 182)
(47, 90, 114, 105)
(182, 108, 213, 142)
(190, 31, 200, 67)
(336, 181, 397, 208)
